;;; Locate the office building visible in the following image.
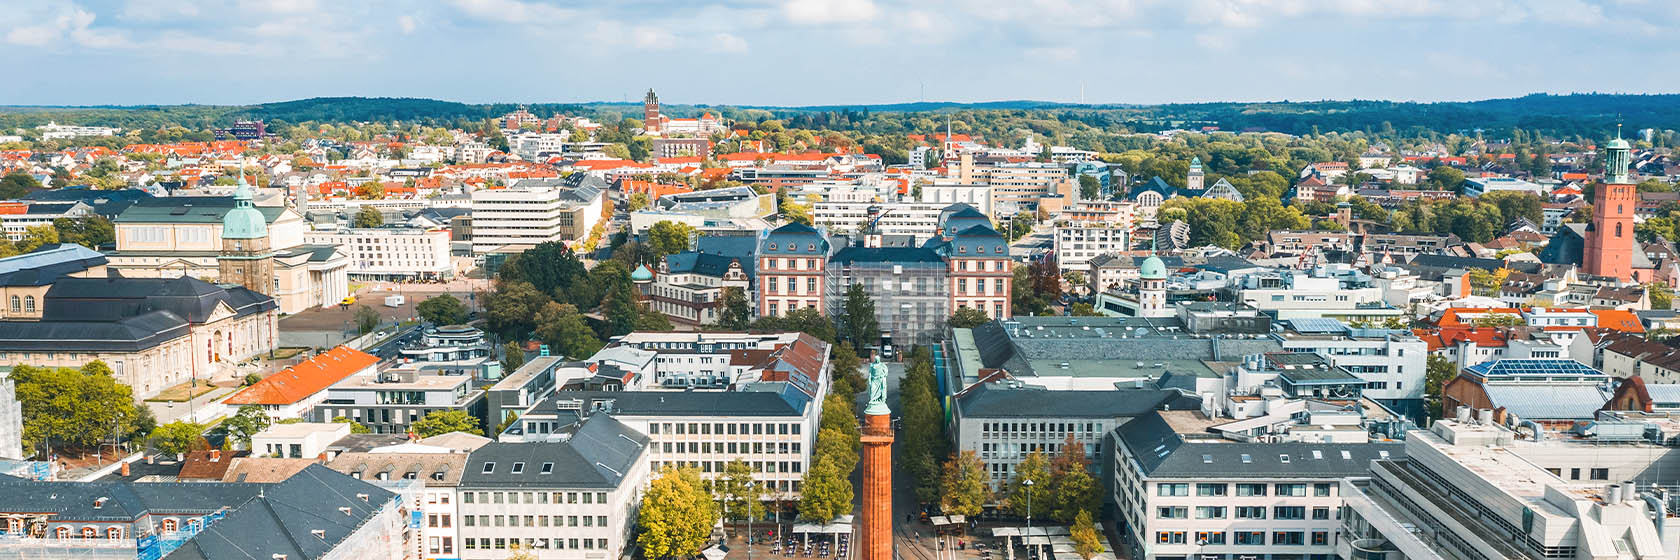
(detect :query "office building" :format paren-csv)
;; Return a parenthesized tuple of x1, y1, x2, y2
(470, 178, 604, 255)
(302, 227, 453, 281)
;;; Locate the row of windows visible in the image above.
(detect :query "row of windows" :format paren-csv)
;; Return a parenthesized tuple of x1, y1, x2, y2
(652, 459, 803, 475)
(649, 422, 802, 436)
(659, 441, 802, 455)
(1157, 505, 1331, 520)
(463, 514, 607, 528)
(463, 537, 608, 551)
(462, 491, 607, 505)
(7, 295, 35, 314)
(1155, 483, 1334, 497)
(1155, 530, 1329, 546)
(981, 422, 1103, 435)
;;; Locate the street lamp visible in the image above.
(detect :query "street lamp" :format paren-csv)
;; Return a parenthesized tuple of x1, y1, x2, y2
(1023, 479, 1034, 560)
(746, 481, 756, 560)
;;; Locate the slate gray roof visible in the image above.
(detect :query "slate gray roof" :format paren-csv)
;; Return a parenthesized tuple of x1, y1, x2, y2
(0, 479, 261, 522)
(0, 275, 275, 352)
(970, 317, 1282, 377)
(41, 276, 276, 323)
(665, 252, 745, 277)
(24, 187, 151, 218)
(955, 384, 1192, 418)
(1116, 410, 1405, 478)
(761, 223, 829, 256)
(831, 246, 944, 264)
(462, 415, 647, 489)
(115, 196, 287, 224)
(0, 244, 107, 287)
(164, 465, 397, 560)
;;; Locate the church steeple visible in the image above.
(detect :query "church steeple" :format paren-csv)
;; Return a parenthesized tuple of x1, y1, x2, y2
(1605, 123, 1631, 184)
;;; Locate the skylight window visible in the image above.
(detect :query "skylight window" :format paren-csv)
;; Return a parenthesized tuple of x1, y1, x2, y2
(1201, 455, 1212, 464)
(481, 462, 495, 474)
(511, 462, 524, 474)
(1279, 455, 1291, 463)
(540, 462, 554, 475)
(1240, 454, 1252, 464)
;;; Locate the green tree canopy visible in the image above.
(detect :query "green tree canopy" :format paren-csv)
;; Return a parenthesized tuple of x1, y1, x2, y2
(332, 416, 373, 434)
(222, 405, 272, 449)
(1007, 451, 1052, 519)
(353, 206, 384, 228)
(798, 455, 854, 522)
(13, 361, 142, 458)
(948, 307, 991, 329)
(533, 301, 601, 359)
(150, 421, 207, 457)
(718, 287, 752, 331)
(411, 410, 481, 438)
(646, 220, 697, 257)
(416, 294, 469, 325)
(940, 451, 989, 517)
(714, 459, 766, 522)
(841, 283, 880, 353)
(638, 466, 717, 560)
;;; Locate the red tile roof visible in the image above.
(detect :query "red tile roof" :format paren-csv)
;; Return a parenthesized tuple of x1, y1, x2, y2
(224, 346, 377, 405)
(1414, 327, 1512, 351)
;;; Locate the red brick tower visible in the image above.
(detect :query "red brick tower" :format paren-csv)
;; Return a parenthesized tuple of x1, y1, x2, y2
(861, 411, 893, 560)
(643, 89, 661, 134)
(1584, 132, 1634, 281)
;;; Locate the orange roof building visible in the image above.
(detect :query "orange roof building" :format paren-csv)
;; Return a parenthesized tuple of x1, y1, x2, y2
(224, 346, 378, 416)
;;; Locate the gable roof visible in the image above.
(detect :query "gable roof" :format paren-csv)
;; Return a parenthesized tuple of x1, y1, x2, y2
(163, 465, 396, 560)
(1115, 410, 1404, 478)
(224, 346, 378, 406)
(461, 415, 647, 489)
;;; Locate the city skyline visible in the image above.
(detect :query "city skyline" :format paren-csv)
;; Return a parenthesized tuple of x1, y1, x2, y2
(2, 0, 1678, 107)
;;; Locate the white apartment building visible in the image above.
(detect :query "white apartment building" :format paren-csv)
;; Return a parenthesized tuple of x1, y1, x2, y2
(1112, 408, 1404, 560)
(1236, 270, 1399, 322)
(920, 182, 995, 217)
(303, 226, 453, 280)
(0, 201, 92, 241)
(37, 121, 119, 140)
(457, 415, 650, 560)
(470, 181, 603, 254)
(1054, 223, 1130, 274)
(1274, 319, 1428, 411)
(813, 202, 949, 240)
(509, 132, 570, 161)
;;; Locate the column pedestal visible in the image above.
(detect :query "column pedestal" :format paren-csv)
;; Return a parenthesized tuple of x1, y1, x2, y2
(860, 412, 894, 560)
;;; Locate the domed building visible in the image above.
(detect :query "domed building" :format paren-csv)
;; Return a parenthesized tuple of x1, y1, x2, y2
(217, 177, 275, 295)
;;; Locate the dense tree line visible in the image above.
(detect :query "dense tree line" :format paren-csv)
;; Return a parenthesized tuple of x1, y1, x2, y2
(482, 242, 671, 359)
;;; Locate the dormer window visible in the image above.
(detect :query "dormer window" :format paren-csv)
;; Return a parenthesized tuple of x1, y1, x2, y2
(768, 243, 776, 250)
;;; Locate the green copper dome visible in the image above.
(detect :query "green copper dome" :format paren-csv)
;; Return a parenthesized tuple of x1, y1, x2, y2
(221, 177, 268, 240)
(631, 264, 654, 282)
(1140, 255, 1167, 280)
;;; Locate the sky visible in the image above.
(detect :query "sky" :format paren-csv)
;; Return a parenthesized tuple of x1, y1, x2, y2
(1, 0, 1678, 107)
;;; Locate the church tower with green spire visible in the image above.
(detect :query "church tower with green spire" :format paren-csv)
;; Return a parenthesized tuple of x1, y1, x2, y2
(218, 173, 275, 294)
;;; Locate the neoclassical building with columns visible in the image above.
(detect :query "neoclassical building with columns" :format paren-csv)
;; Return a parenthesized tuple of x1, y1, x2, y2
(0, 245, 277, 399)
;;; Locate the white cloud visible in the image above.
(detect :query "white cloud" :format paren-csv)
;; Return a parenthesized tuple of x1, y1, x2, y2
(631, 25, 677, 49)
(3, 5, 128, 49)
(708, 32, 749, 53)
(446, 0, 574, 24)
(1025, 46, 1077, 62)
(782, 0, 878, 25)
(397, 15, 418, 33)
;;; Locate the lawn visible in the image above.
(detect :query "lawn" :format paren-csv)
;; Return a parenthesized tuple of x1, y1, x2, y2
(268, 347, 308, 360)
(144, 381, 222, 403)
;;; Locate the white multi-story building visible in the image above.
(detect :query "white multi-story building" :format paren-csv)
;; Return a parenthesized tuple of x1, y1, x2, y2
(1236, 268, 1400, 322)
(36, 121, 119, 140)
(470, 180, 603, 254)
(812, 201, 951, 241)
(1275, 318, 1428, 414)
(920, 181, 995, 217)
(457, 414, 650, 560)
(951, 383, 1179, 490)
(303, 227, 453, 280)
(1342, 418, 1680, 560)
(1054, 223, 1130, 274)
(1112, 408, 1404, 560)
(0, 201, 93, 241)
(503, 331, 833, 499)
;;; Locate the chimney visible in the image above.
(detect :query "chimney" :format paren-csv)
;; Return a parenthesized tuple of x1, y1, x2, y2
(120, 462, 130, 477)
(210, 450, 221, 462)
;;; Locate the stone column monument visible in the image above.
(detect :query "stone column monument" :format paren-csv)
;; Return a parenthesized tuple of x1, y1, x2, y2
(860, 354, 894, 560)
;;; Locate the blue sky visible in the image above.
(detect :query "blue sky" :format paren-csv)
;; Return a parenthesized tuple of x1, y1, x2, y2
(1, 0, 1676, 107)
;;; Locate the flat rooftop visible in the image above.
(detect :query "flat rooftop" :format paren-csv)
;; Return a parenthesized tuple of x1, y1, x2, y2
(335, 373, 473, 391)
